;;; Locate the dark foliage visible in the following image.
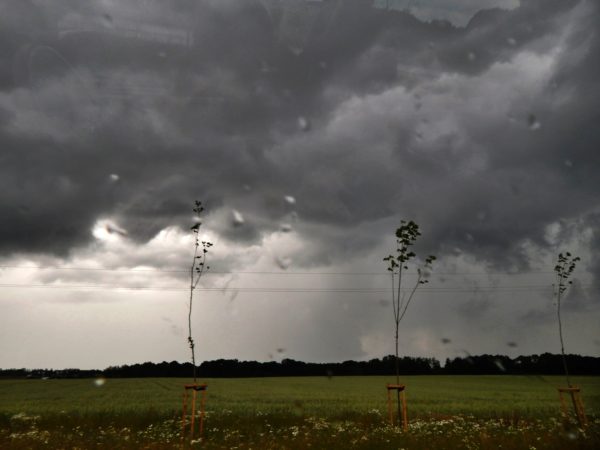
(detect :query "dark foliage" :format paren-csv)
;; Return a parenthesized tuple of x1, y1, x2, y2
(2, 353, 600, 379)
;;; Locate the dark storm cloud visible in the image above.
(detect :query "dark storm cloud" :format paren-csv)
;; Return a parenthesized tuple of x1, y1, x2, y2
(0, 0, 598, 279)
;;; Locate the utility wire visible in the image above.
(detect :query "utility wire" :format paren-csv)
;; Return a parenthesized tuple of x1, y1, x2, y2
(0, 265, 556, 276)
(0, 283, 586, 293)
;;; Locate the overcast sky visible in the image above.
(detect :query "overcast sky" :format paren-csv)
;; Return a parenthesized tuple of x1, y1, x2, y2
(0, 0, 599, 370)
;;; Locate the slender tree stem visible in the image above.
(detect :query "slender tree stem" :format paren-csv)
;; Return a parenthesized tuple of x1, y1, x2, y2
(189, 237, 199, 382)
(556, 269, 571, 387)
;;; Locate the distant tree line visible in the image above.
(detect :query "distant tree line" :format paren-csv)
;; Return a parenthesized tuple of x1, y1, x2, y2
(1, 354, 599, 379)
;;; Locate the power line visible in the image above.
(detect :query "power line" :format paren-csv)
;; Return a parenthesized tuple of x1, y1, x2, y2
(0, 283, 582, 294)
(0, 265, 556, 276)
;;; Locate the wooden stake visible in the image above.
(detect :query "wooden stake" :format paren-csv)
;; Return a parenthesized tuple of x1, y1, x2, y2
(182, 384, 208, 443)
(557, 386, 587, 428)
(386, 384, 408, 430)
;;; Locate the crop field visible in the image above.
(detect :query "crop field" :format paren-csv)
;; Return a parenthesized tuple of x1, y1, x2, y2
(1, 375, 599, 449)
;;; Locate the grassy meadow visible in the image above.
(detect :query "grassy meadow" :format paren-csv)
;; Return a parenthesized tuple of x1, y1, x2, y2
(1, 375, 599, 448)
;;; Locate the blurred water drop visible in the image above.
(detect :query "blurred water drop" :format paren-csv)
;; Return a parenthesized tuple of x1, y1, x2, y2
(289, 46, 304, 56)
(506, 341, 518, 348)
(284, 195, 296, 205)
(465, 233, 474, 242)
(231, 210, 245, 227)
(158, 51, 167, 58)
(289, 211, 299, 221)
(297, 116, 310, 131)
(243, 184, 252, 192)
(494, 359, 506, 372)
(275, 256, 292, 270)
(191, 216, 202, 227)
(109, 173, 120, 182)
(94, 378, 106, 387)
(564, 159, 573, 167)
(101, 13, 113, 27)
(276, 348, 286, 354)
(105, 223, 128, 236)
(528, 114, 541, 130)
(507, 37, 517, 46)
(280, 223, 292, 233)
(476, 211, 486, 221)
(441, 338, 451, 344)
(293, 399, 304, 412)
(467, 52, 476, 62)
(378, 299, 390, 307)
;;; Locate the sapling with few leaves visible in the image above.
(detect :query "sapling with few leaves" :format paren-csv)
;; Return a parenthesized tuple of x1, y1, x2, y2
(383, 220, 436, 384)
(553, 251, 580, 388)
(188, 200, 213, 382)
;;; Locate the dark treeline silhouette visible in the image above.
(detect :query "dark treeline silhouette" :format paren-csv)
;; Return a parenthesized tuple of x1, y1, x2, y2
(1, 354, 599, 379)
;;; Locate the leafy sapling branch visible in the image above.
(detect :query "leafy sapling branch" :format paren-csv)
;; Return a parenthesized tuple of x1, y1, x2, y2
(383, 220, 436, 385)
(188, 200, 213, 382)
(553, 251, 580, 388)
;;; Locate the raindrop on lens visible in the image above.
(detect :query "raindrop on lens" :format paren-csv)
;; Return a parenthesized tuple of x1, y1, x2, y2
(284, 195, 296, 205)
(280, 223, 292, 232)
(528, 114, 541, 130)
(467, 52, 476, 61)
(564, 159, 573, 167)
(507, 37, 517, 46)
(275, 256, 292, 270)
(297, 116, 310, 131)
(494, 359, 506, 372)
(94, 378, 106, 387)
(231, 210, 245, 227)
(109, 174, 120, 182)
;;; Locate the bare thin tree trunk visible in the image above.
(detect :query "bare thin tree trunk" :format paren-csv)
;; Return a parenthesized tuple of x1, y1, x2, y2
(556, 273, 571, 387)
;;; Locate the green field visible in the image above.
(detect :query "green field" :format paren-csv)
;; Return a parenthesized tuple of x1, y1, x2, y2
(1, 376, 599, 449)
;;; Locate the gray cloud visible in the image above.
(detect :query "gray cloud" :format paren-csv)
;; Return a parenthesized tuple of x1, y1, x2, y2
(1, 0, 599, 367)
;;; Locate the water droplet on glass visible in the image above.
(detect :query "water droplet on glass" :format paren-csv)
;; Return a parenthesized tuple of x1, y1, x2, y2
(441, 338, 451, 344)
(493, 359, 506, 372)
(289, 211, 299, 221)
(476, 211, 486, 221)
(109, 174, 120, 182)
(465, 233, 474, 242)
(467, 52, 476, 62)
(191, 216, 202, 227)
(94, 378, 106, 387)
(297, 116, 310, 131)
(243, 184, 252, 192)
(289, 46, 304, 56)
(378, 299, 390, 307)
(507, 37, 517, 46)
(276, 347, 286, 354)
(231, 210, 245, 227)
(506, 341, 518, 348)
(275, 256, 292, 270)
(564, 159, 573, 167)
(105, 223, 128, 236)
(528, 114, 541, 130)
(158, 51, 167, 58)
(284, 195, 296, 205)
(280, 223, 292, 233)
